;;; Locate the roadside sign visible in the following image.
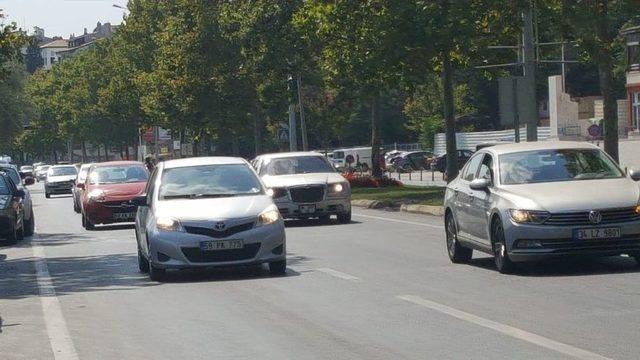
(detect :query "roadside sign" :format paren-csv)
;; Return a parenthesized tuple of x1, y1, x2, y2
(173, 140, 181, 150)
(588, 124, 601, 137)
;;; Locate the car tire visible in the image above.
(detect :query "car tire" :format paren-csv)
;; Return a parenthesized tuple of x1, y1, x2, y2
(269, 259, 287, 276)
(24, 209, 35, 237)
(318, 215, 331, 224)
(83, 213, 95, 230)
(16, 220, 24, 241)
(138, 248, 149, 273)
(445, 213, 472, 264)
(5, 225, 18, 245)
(361, 163, 370, 173)
(337, 211, 351, 224)
(149, 263, 166, 282)
(73, 199, 80, 213)
(492, 218, 515, 274)
(45, 192, 50, 199)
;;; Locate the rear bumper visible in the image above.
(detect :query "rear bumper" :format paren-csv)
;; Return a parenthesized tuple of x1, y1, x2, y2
(45, 183, 73, 194)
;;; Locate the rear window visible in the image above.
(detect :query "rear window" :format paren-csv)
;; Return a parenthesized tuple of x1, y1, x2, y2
(49, 166, 77, 176)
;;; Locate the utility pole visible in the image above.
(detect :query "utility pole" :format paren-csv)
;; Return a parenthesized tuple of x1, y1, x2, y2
(154, 126, 159, 157)
(288, 104, 297, 152)
(512, 77, 520, 143)
(522, 2, 538, 141)
(296, 73, 308, 151)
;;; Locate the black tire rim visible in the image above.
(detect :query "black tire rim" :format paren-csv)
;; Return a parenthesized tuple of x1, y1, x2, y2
(446, 216, 457, 256)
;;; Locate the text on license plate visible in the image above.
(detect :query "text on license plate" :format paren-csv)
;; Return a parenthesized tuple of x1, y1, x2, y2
(574, 227, 621, 240)
(299, 205, 316, 214)
(113, 212, 136, 220)
(200, 240, 244, 251)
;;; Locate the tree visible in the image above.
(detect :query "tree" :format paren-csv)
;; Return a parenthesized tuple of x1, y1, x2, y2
(24, 37, 43, 73)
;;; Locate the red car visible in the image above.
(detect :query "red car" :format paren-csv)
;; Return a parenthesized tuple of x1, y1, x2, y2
(80, 161, 149, 230)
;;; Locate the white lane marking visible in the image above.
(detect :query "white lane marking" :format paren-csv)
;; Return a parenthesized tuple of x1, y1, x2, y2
(316, 268, 360, 281)
(397, 295, 611, 360)
(33, 243, 79, 360)
(353, 213, 443, 229)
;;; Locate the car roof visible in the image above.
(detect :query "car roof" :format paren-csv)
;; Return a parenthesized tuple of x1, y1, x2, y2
(163, 156, 248, 169)
(480, 141, 599, 156)
(92, 161, 144, 168)
(256, 151, 325, 161)
(50, 164, 77, 169)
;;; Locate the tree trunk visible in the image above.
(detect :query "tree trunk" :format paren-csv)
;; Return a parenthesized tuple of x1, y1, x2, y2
(442, 50, 459, 182)
(125, 141, 130, 160)
(104, 143, 110, 162)
(370, 94, 382, 178)
(254, 102, 263, 156)
(81, 141, 87, 163)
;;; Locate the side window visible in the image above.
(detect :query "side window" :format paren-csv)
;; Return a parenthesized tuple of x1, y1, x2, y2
(462, 154, 484, 181)
(146, 168, 159, 204)
(477, 154, 494, 184)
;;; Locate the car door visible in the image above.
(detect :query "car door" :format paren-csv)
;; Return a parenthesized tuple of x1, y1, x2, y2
(136, 167, 158, 255)
(467, 153, 495, 245)
(452, 153, 484, 239)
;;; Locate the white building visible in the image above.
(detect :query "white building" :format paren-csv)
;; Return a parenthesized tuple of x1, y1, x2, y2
(40, 39, 69, 70)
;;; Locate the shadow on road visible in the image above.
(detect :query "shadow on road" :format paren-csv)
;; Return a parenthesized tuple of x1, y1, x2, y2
(467, 255, 640, 277)
(90, 224, 135, 232)
(284, 219, 362, 228)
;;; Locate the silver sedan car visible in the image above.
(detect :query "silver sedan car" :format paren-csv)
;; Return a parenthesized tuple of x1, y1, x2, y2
(133, 157, 286, 281)
(444, 141, 640, 273)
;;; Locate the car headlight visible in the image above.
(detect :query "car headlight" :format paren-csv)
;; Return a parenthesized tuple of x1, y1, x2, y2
(257, 206, 281, 226)
(635, 203, 640, 215)
(156, 217, 182, 232)
(88, 189, 105, 202)
(328, 182, 349, 196)
(509, 209, 550, 224)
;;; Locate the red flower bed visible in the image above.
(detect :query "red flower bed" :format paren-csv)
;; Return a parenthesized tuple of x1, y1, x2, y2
(342, 172, 402, 188)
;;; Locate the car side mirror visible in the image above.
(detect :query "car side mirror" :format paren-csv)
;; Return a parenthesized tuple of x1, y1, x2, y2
(132, 195, 148, 207)
(15, 189, 25, 198)
(470, 178, 491, 191)
(24, 177, 35, 186)
(629, 169, 640, 181)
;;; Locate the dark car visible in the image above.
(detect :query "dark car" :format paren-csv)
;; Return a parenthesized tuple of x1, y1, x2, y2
(0, 172, 27, 244)
(391, 150, 434, 172)
(0, 165, 35, 237)
(432, 149, 474, 173)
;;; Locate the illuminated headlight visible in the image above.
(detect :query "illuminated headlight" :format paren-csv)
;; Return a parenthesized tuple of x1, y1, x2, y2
(328, 182, 349, 196)
(509, 209, 550, 224)
(88, 189, 106, 202)
(156, 217, 183, 232)
(635, 204, 640, 215)
(257, 206, 281, 226)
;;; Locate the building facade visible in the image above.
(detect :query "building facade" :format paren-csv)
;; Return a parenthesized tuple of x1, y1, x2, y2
(623, 25, 640, 135)
(40, 39, 69, 70)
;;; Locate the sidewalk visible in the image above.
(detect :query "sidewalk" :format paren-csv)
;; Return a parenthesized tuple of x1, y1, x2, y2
(387, 170, 447, 187)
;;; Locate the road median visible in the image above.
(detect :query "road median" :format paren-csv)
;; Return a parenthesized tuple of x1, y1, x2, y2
(351, 185, 445, 216)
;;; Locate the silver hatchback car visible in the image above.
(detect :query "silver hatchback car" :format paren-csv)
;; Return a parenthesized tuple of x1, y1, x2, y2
(133, 157, 286, 281)
(444, 141, 640, 273)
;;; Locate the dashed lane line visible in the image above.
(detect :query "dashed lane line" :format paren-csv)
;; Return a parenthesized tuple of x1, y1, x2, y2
(352, 213, 443, 229)
(316, 268, 360, 281)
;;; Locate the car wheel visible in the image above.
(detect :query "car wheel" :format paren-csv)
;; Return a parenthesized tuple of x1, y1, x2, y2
(360, 163, 370, 173)
(24, 209, 35, 237)
(16, 220, 24, 241)
(269, 259, 287, 276)
(83, 213, 95, 230)
(149, 263, 166, 282)
(318, 215, 331, 224)
(138, 248, 149, 273)
(445, 213, 472, 263)
(73, 199, 80, 213)
(492, 218, 514, 274)
(4, 225, 18, 245)
(337, 211, 351, 224)
(45, 192, 50, 199)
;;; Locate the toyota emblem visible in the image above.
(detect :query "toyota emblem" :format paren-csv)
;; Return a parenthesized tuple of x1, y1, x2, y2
(214, 222, 226, 231)
(588, 210, 602, 224)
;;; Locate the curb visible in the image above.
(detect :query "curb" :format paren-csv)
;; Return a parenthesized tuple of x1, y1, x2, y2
(351, 200, 444, 216)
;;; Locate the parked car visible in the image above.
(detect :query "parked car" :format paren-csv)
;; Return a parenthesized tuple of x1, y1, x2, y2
(72, 163, 93, 213)
(44, 165, 78, 198)
(432, 149, 474, 173)
(0, 164, 35, 236)
(0, 172, 27, 244)
(35, 165, 50, 182)
(444, 141, 640, 273)
(253, 152, 351, 223)
(133, 157, 286, 281)
(390, 150, 434, 172)
(80, 161, 148, 230)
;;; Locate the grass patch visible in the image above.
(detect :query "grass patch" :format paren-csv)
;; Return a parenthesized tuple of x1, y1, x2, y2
(351, 185, 445, 206)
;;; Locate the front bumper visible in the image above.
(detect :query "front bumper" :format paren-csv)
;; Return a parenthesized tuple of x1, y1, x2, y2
(504, 219, 640, 262)
(147, 222, 286, 269)
(275, 197, 351, 218)
(84, 200, 138, 225)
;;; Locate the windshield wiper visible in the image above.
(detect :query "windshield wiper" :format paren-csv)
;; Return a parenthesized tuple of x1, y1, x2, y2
(163, 193, 237, 200)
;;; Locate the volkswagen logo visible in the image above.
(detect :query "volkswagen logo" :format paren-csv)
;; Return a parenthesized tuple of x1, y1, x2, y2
(213, 222, 226, 231)
(588, 210, 602, 224)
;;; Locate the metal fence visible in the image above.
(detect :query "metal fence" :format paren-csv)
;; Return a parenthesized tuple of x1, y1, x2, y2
(433, 127, 551, 155)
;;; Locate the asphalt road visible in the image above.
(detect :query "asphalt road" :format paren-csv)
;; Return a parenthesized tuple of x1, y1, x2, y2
(2, 184, 640, 360)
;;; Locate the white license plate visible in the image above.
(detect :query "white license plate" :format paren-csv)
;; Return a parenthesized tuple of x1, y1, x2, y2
(574, 227, 621, 240)
(299, 205, 316, 214)
(113, 212, 136, 220)
(200, 240, 244, 251)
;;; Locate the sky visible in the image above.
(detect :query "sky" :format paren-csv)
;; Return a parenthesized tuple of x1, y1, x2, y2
(0, 0, 128, 38)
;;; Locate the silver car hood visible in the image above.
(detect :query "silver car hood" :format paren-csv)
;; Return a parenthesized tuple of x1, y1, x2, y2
(47, 175, 76, 183)
(262, 173, 346, 188)
(155, 194, 274, 221)
(497, 178, 640, 212)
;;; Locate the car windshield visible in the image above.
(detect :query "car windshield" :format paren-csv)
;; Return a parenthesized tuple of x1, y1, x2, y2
(261, 156, 335, 176)
(49, 166, 77, 177)
(159, 164, 262, 199)
(1, 167, 21, 185)
(499, 148, 624, 185)
(89, 166, 148, 185)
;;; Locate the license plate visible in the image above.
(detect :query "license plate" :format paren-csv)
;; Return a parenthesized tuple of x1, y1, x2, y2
(113, 212, 136, 220)
(299, 204, 316, 214)
(574, 227, 621, 240)
(200, 240, 244, 251)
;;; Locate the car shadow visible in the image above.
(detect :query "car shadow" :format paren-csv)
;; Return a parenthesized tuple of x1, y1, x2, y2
(467, 255, 640, 277)
(284, 219, 362, 228)
(90, 224, 135, 231)
(46, 195, 73, 199)
(159, 265, 302, 283)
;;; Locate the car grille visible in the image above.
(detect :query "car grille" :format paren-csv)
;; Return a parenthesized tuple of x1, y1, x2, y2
(289, 186, 324, 203)
(102, 201, 137, 212)
(516, 236, 640, 253)
(181, 243, 261, 263)
(183, 221, 255, 239)
(544, 207, 640, 226)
